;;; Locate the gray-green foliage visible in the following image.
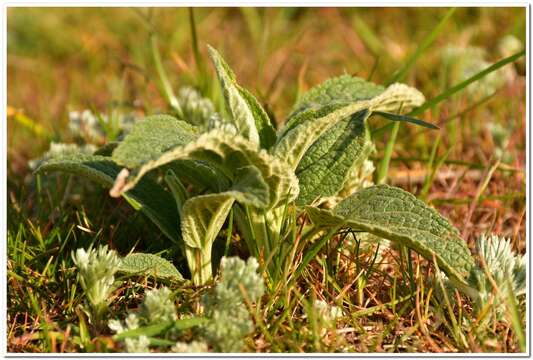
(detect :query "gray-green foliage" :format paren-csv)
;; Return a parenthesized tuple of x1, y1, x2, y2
(109, 287, 178, 353)
(36, 45, 479, 291)
(108, 257, 263, 353)
(306, 184, 475, 284)
(119, 253, 184, 280)
(72, 245, 121, 318)
(201, 257, 264, 352)
(467, 234, 526, 318)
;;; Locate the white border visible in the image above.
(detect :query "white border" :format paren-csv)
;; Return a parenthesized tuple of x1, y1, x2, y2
(1, 2, 530, 358)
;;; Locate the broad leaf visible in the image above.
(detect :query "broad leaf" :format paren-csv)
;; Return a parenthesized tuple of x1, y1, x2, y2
(181, 193, 235, 285)
(112, 114, 197, 169)
(168, 159, 230, 192)
(207, 45, 276, 148)
(112, 130, 298, 209)
(274, 83, 425, 170)
(307, 185, 475, 283)
(295, 110, 373, 206)
(119, 253, 184, 280)
(181, 166, 269, 285)
(35, 154, 181, 243)
(289, 74, 385, 119)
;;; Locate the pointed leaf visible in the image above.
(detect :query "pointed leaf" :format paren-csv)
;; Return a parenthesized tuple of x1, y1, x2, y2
(374, 111, 439, 129)
(295, 110, 373, 206)
(119, 253, 184, 280)
(35, 154, 181, 243)
(275, 83, 424, 170)
(207, 45, 276, 147)
(307, 185, 475, 283)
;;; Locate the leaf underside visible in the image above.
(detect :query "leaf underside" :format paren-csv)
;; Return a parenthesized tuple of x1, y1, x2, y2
(35, 154, 181, 243)
(307, 185, 475, 283)
(116, 130, 298, 209)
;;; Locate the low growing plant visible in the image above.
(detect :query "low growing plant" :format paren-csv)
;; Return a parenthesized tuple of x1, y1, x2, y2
(36, 45, 519, 305)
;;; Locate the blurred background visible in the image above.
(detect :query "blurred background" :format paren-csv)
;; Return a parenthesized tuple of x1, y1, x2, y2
(7, 7, 526, 249)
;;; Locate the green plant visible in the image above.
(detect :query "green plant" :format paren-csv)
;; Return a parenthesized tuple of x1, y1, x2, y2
(38, 45, 483, 293)
(71, 245, 121, 328)
(108, 256, 263, 353)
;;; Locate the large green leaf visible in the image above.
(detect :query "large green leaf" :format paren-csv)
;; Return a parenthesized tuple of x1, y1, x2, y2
(181, 194, 235, 285)
(111, 130, 298, 209)
(119, 253, 184, 280)
(112, 114, 197, 169)
(295, 110, 373, 206)
(274, 83, 425, 170)
(307, 185, 475, 284)
(168, 159, 231, 192)
(35, 154, 181, 243)
(181, 165, 269, 285)
(207, 45, 276, 148)
(289, 74, 385, 119)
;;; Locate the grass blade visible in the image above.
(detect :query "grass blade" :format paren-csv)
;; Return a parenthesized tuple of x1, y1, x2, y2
(188, 8, 208, 93)
(411, 50, 525, 116)
(150, 35, 183, 117)
(387, 7, 456, 84)
(376, 121, 400, 184)
(374, 111, 439, 129)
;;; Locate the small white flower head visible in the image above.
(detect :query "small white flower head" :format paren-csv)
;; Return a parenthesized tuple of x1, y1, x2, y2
(177, 86, 216, 127)
(171, 340, 208, 353)
(218, 256, 264, 303)
(109, 313, 140, 334)
(71, 245, 121, 308)
(124, 335, 150, 353)
(498, 35, 523, 59)
(206, 113, 238, 135)
(476, 234, 525, 295)
(468, 234, 526, 318)
(141, 287, 177, 324)
(201, 257, 265, 352)
(313, 299, 343, 323)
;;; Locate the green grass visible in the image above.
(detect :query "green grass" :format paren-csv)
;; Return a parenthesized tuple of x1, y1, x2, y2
(7, 7, 526, 353)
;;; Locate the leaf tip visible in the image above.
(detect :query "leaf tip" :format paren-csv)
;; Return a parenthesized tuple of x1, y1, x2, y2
(109, 168, 130, 198)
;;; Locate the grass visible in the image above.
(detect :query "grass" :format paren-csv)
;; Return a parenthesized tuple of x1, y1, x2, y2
(6, 7, 526, 353)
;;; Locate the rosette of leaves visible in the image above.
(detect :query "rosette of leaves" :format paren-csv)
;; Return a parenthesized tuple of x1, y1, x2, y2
(36, 45, 476, 288)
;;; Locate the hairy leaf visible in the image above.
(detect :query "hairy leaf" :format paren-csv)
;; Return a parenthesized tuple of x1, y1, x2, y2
(274, 83, 425, 170)
(182, 193, 235, 285)
(295, 110, 373, 206)
(289, 74, 385, 119)
(119, 253, 184, 280)
(181, 166, 269, 284)
(168, 159, 231, 192)
(112, 130, 298, 209)
(112, 114, 197, 169)
(307, 185, 475, 283)
(208, 45, 276, 147)
(35, 154, 181, 243)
